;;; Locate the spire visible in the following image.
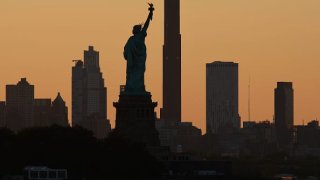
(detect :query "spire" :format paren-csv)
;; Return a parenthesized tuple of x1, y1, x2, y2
(17, 78, 30, 86)
(53, 92, 65, 105)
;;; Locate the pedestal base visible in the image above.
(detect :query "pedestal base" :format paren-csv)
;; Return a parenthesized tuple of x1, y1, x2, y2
(113, 94, 160, 146)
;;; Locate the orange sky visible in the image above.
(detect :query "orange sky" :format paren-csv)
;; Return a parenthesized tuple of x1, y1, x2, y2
(1, 0, 320, 131)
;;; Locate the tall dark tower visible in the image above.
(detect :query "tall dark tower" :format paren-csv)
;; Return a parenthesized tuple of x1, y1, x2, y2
(275, 82, 294, 147)
(162, 0, 181, 123)
(72, 46, 109, 138)
(206, 62, 240, 134)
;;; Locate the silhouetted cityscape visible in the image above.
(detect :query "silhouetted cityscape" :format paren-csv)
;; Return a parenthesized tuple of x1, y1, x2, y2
(2, 78, 69, 131)
(1, 0, 320, 179)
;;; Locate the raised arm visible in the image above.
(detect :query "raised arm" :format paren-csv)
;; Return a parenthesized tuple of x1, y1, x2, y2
(142, 4, 154, 33)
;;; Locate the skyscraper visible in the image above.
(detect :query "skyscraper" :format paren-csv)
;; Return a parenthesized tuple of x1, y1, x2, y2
(206, 62, 240, 134)
(275, 82, 294, 146)
(51, 92, 69, 127)
(6, 78, 34, 131)
(161, 0, 181, 123)
(72, 46, 109, 138)
(72, 60, 86, 127)
(84, 46, 107, 121)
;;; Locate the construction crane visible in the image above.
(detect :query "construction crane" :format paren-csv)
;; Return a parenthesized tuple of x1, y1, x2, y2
(72, 60, 83, 66)
(72, 59, 82, 63)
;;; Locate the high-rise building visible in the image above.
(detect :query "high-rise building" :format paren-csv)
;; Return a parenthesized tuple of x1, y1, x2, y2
(84, 46, 107, 120)
(161, 0, 181, 123)
(34, 98, 52, 127)
(274, 82, 294, 146)
(6, 78, 34, 131)
(72, 60, 86, 127)
(72, 46, 108, 138)
(206, 62, 240, 134)
(0, 101, 6, 127)
(51, 92, 69, 127)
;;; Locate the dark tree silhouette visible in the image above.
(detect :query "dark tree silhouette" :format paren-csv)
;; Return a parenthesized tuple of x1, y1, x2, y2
(0, 126, 163, 179)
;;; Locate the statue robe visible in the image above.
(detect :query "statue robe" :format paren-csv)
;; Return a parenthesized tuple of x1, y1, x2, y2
(124, 31, 147, 94)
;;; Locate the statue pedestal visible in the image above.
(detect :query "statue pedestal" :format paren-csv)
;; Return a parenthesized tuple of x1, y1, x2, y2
(113, 94, 160, 146)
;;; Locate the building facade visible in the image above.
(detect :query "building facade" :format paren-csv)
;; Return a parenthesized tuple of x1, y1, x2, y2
(51, 93, 69, 127)
(156, 120, 202, 153)
(84, 46, 107, 120)
(72, 46, 109, 138)
(72, 60, 86, 127)
(161, 0, 182, 123)
(275, 82, 294, 146)
(0, 101, 5, 127)
(206, 62, 240, 134)
(6, 78, 34, 132)
(34, 98, 52, 127)
(24, 166, 67, 180)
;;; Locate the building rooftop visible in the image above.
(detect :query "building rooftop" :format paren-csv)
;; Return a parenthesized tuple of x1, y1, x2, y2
(277, 82, 293, 88)
(206, 61, 238, 66)
(53, 92, 65, 104)
(17, 78, 31, 86)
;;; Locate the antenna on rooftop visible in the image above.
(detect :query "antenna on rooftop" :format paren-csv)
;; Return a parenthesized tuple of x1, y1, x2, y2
(248, 76, 251, 121)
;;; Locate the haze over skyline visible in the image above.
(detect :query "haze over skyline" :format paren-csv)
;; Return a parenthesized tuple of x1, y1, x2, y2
(1, 0, 320, 131)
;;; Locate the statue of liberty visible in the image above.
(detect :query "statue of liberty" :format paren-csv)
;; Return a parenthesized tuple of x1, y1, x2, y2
(123, 3, 154, 95)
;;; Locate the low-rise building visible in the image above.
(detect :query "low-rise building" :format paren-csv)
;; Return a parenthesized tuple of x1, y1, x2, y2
(24, 166, 67, 180)
(156, 119, 202, 153)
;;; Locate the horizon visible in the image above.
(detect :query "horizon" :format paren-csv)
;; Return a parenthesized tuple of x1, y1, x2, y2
(1, 0, 320, 131)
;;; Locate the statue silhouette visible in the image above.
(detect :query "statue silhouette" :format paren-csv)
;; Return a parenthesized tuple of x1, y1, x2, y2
(123, 3, 154, 95)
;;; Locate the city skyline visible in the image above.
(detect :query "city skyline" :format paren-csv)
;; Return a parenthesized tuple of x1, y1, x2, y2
(1, 0, 320, 131)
